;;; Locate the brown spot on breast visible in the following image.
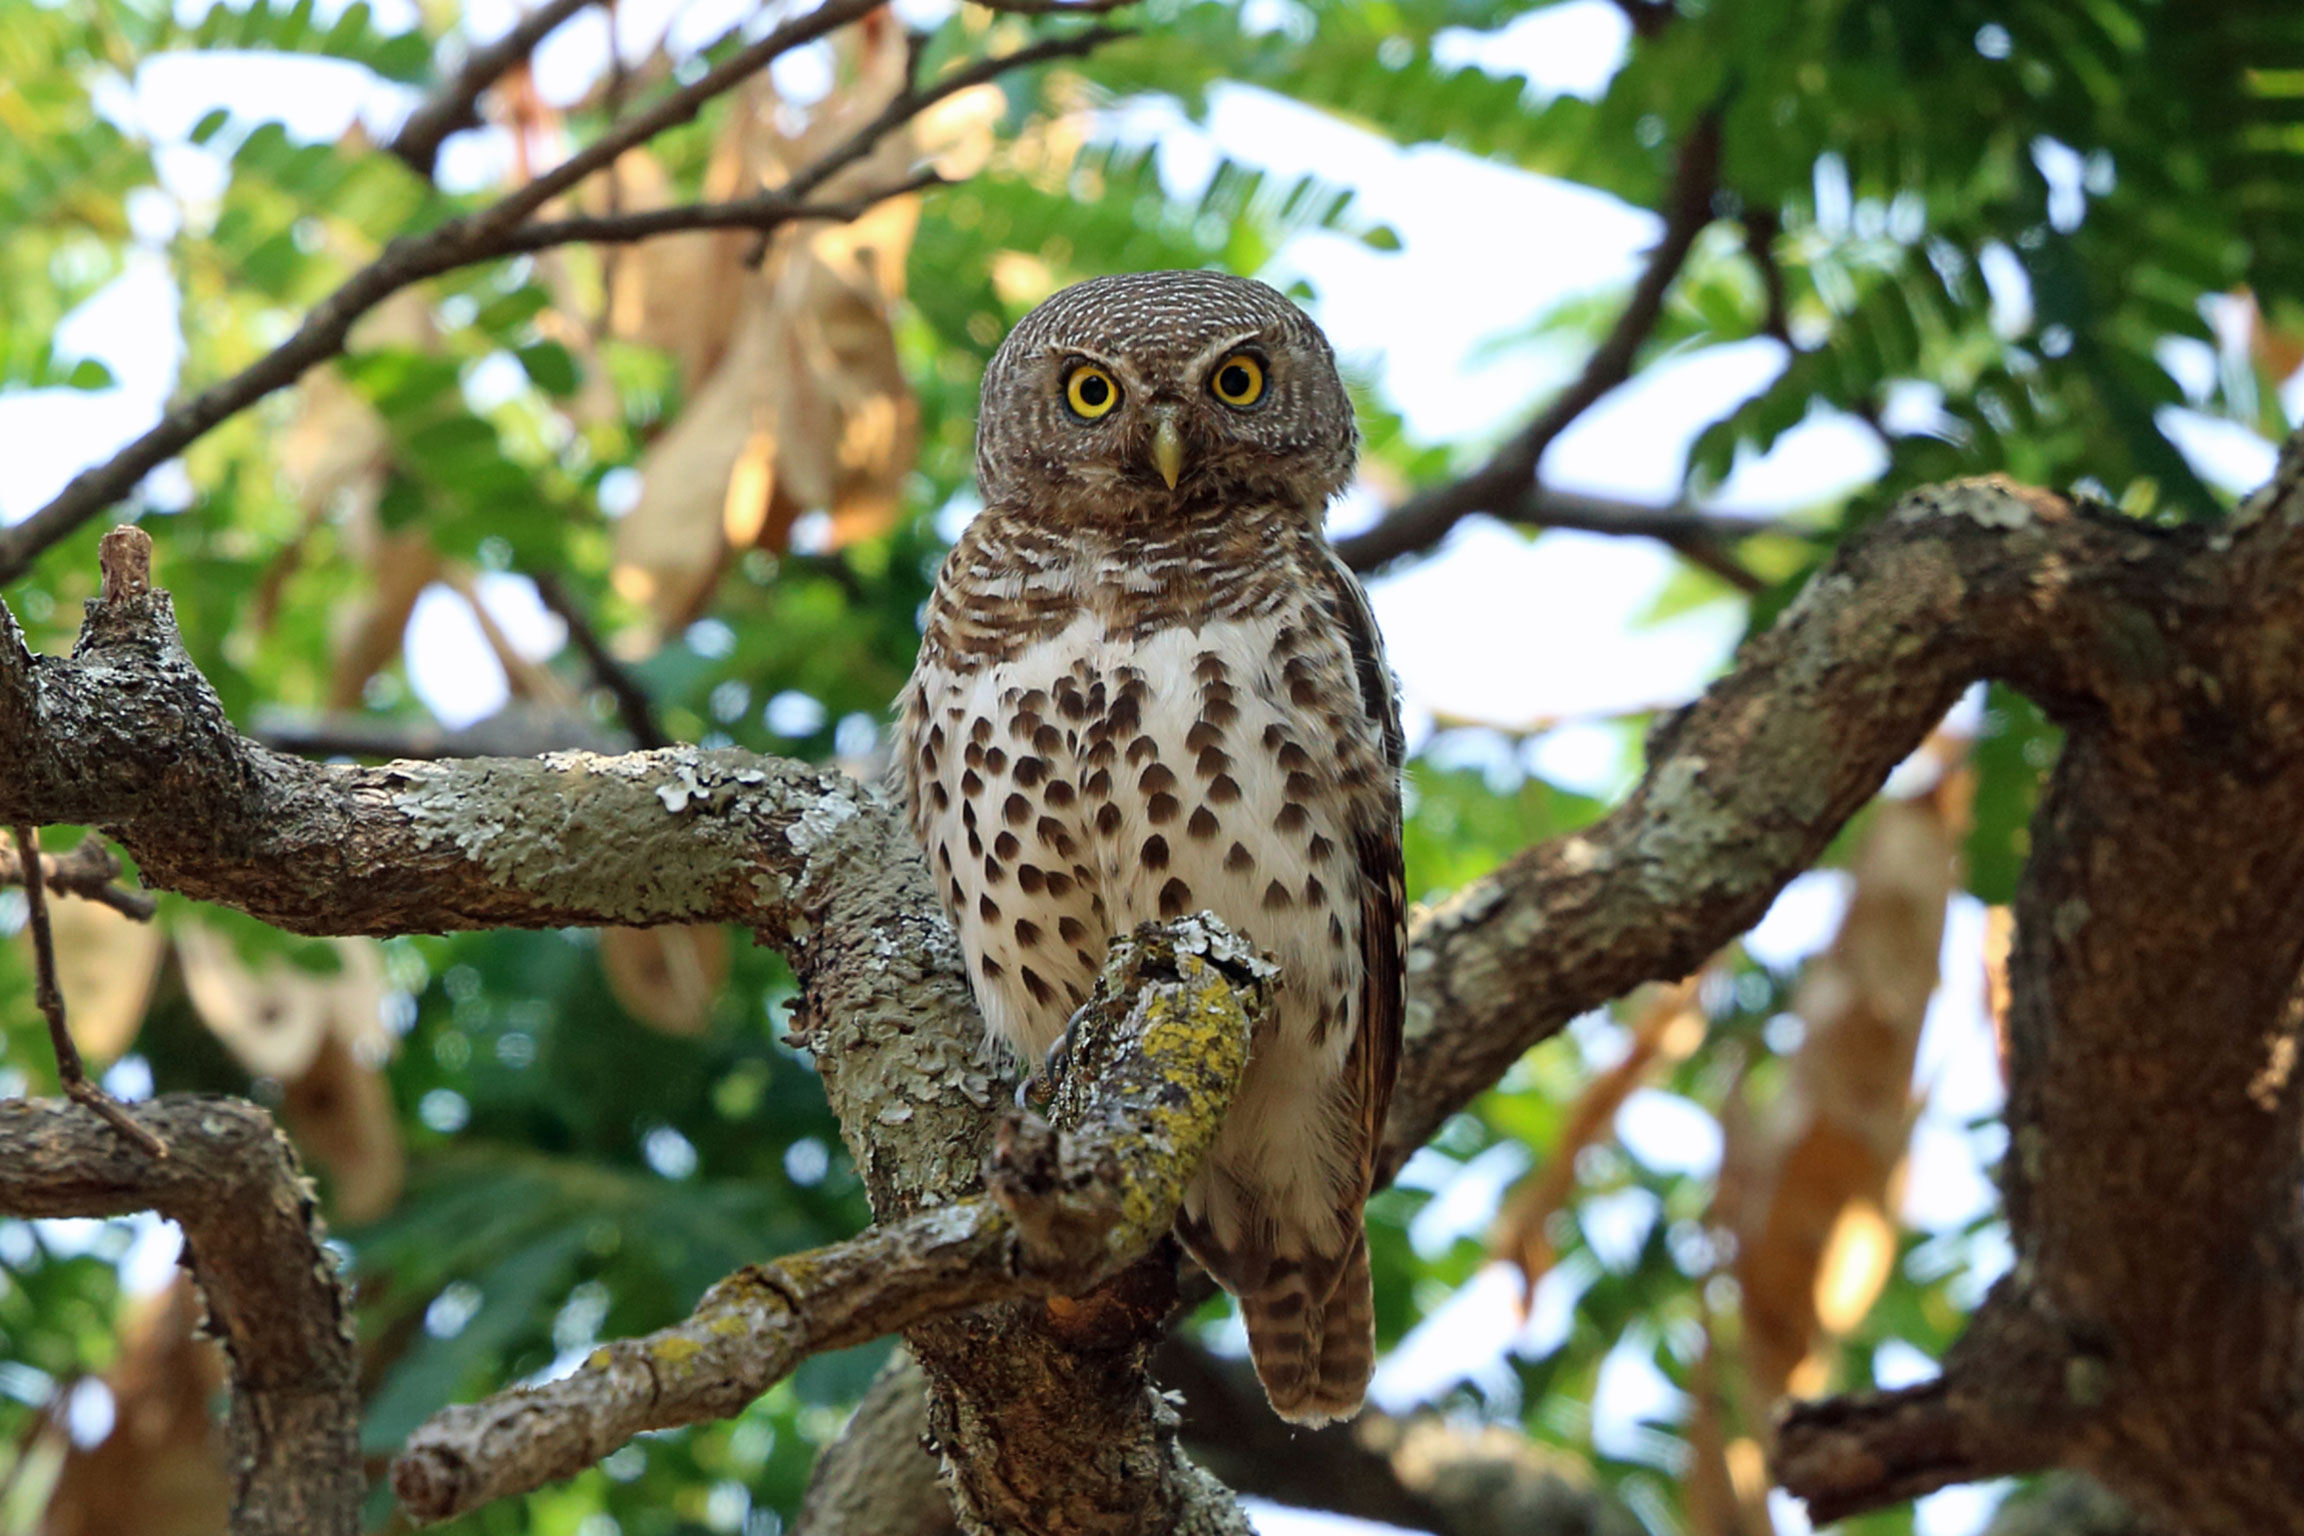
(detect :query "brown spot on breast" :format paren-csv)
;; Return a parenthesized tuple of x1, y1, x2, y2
(1262, 723, 1286, 751)
(1126, 734, 1158, 767)
(1263, 879, 1293, 910)
(1003, 793, 1031, 827)
(928, 723, 946, 753)
(1195, 746, 1231, 779)
(1055, 679, 1088, 720)
(984, 858, 1006, 883)
(1095, 803, 1122, 837)
(965, 741, 985, 770)
(1225, 841, 1253, 872)
(1148, 792, 1179, 824)
(1045, 778, 1076, 807)
(1328, 913, 1346, 947)
(981, 955, 1003, 980)
(1284, 771, 1317, 800)
(984, 747, 1008, 774)
(1019, 864, 1045, 894)
(1194, 651, 1227, 684)
(1307, 834, 1335, 863)
(1143, 835, 1170, 871)
(948, 877, 964, 907)
(1188, 806, 1219, 840)
(1018, 688, 1048, 717)
(1013, 756, 1048, 788)
(1139, 762, 1177, 795)
(1185, 720, 1223, 753)
(966, 826, 983, 858)
(1289, 676, 1320, 708)
(971, 718, 992, 745)
(962, 769, 984, 798)
(1209, 774, 1241, 804)
(1058, 915, 1087, 945)
(1035, 724, 1064, 755)
(1304, 874, 1326, 906)
(1015, 918, 1043, 948)
(1038, 817, 1077, 856)
(1159, 878, 1192, 918)
(1045, 869, 1076, 898)
(994, 831, 1020, 861)
(1200, 696, 1239, 729)
(931, 782, 950, 810)
(1021, 967, 1055, 1006)
(1276, 742, 1311, 772)
(1277, 803, 1309, 833)
(979, 894, 1000, 922)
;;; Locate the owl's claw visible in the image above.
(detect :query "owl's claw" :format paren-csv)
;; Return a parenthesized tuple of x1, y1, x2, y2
(1015, 1002, 1093, 1111)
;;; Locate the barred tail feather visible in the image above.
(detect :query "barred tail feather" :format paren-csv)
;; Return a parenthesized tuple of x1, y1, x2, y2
(1238, 1230, 1375, 1427)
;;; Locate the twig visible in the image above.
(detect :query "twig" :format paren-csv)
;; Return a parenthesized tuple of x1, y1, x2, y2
(0, 1096, 360, 1535)
(526, 572, 670, 750)
(8, 826, 166, 1156)
(1334, 109, 1725, 573)
(0, 5, 1124, 585)
(1745, 204, 1792, 346)
(968, 0, 1140, 11)
(0, 836, 157, 919)
(392, 919, 1268, 1525)
(256, 705, 625, 760)
(387, 0, 600, 178)
(495, 168, 946, 256)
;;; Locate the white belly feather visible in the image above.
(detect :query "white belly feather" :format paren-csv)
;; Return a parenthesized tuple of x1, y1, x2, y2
(912, 609, 1365, 1248)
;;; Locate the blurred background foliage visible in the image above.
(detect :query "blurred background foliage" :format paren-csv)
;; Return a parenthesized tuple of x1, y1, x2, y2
(1, 0, 2297, 1532)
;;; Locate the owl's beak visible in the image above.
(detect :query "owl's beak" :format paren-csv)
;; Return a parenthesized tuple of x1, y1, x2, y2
(1150, 415, 1186, 490)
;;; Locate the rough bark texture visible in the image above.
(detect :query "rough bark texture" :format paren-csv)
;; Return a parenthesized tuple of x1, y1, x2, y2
(393, 920, 1268, 1524)
(0, 1097, 359, 1536)
(11, 437, 2304, 1533)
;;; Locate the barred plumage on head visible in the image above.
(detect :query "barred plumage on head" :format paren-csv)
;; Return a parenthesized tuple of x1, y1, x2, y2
(894, 271, 1404, 1425)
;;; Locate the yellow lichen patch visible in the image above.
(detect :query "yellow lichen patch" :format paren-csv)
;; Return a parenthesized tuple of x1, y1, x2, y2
(651, 1335, 706, 1368)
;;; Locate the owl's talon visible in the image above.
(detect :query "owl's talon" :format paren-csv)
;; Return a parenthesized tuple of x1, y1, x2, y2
(1016, 1002, 1092, 1111)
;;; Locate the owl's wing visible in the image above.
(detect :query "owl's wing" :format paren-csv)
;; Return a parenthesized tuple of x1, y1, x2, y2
(1320, 549, 1406, 1203)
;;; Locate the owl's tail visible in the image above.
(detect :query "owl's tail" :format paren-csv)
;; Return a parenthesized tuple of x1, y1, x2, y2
(1238, 1229, 1375, 1427)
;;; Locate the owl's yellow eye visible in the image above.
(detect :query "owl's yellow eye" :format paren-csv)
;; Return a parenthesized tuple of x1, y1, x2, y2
(1210, 354, 1265, 408)
(1065, 364, 1120, 420)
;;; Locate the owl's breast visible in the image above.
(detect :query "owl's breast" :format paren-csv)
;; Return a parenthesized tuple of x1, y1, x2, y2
(905, 605, 1380, 1080)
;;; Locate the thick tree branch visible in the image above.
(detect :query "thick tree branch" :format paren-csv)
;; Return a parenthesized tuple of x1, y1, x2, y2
(386, 0, 599, 178)
(1335, 110, 1723, 574)
(395, 918, 1265, 1523)
(0, 20, 1117, 585)
(0, 1096, 360, 1536)
(19, 438, 2304, 1531)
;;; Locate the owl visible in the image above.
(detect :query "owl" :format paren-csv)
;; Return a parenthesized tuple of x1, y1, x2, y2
(893, 271, 1404, 1425)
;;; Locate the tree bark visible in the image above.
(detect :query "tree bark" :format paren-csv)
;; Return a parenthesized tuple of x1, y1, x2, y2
(11, 440, 2304, 1533)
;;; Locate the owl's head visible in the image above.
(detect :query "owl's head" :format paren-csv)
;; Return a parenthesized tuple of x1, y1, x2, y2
(975, 272, 1356, 523)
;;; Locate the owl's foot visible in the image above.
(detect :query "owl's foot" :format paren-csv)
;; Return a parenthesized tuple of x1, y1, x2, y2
(1014, 1002, 1093, 1110)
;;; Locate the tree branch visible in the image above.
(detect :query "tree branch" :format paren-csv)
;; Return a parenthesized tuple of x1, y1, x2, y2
(386, 0, 599, 179)
(0, 18, 1119, 585)
(0, 834, 155, 919)
(1334, 110, 1723, 574)
(526, 572, 669, 751)
(0, 1096, 360, 1536)
(20, 436, 2304, 1531)
(393, 919, 1268, 1524)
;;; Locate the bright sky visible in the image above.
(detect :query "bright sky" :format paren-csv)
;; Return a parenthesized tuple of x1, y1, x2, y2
(3, 2, 2293, 1532)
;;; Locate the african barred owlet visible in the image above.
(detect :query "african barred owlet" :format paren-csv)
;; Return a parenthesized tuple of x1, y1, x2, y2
(894, 271, 1405, 1424)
